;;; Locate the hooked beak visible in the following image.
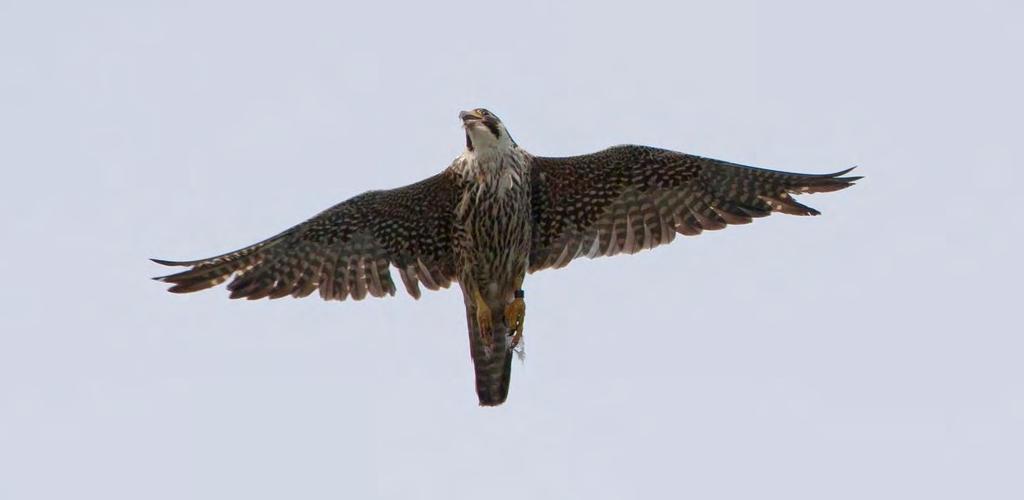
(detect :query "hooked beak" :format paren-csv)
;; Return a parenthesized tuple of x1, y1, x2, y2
(460, 109, 483, 124)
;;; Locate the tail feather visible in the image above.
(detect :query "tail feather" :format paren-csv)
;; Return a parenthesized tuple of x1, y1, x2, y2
(475, 345, 513, 406)
(464, 300, 514, 406)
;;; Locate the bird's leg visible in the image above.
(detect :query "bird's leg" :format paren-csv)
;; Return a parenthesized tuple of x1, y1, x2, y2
(505, 289, 526, 349)
(473, 288, 494, 351)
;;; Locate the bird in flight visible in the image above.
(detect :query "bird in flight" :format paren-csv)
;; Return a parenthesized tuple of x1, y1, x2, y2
(154, 108, 860, 406)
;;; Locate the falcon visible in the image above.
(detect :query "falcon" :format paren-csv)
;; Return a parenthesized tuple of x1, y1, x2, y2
(153, 108, 860, 406)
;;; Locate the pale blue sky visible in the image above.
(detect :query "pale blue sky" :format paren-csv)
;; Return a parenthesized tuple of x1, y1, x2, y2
(1, 1, 1022, 499)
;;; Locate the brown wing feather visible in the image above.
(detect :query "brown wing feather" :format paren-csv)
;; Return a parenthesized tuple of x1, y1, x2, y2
(153, 171, 458, 301)
(529, 145, 860, 272)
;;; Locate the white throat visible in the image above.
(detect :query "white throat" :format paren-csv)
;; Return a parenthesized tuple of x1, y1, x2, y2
(454, 133, 528, 199)
(464, 122, 514, 156)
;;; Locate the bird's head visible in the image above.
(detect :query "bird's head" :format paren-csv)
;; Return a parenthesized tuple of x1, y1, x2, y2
(460, 108, 515, 153)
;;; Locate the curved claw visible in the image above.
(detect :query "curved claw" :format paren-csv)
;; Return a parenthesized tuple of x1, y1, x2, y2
(505, 297, 526, 348)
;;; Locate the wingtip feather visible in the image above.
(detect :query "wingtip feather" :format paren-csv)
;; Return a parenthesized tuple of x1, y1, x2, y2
(823, 166, 858, 177)
(151, 258, 187, 267)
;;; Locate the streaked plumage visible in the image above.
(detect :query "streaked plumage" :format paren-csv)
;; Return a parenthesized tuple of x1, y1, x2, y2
(154, 108, 860, 406)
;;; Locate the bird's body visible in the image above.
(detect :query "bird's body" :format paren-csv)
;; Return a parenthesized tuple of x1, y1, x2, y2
(450, 140, 532, 404)
(154, 108, 860, 406)
(452, 141, 532, 298)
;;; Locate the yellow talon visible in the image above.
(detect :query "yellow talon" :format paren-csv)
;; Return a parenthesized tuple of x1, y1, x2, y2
(505, 296, 526, 348)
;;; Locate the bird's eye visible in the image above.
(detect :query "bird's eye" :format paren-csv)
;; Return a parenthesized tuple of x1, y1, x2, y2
(479, 109, 490, 116)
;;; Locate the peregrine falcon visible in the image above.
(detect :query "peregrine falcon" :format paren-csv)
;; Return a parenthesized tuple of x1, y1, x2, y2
(153, 108, 860, 406)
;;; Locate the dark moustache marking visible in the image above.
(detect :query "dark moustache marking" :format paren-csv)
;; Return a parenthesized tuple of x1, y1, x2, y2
(483, 119, 501, 139)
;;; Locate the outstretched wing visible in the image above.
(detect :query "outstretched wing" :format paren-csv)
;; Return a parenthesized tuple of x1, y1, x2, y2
(153, 172, 458, 301)
(528, 145, 860, 272)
